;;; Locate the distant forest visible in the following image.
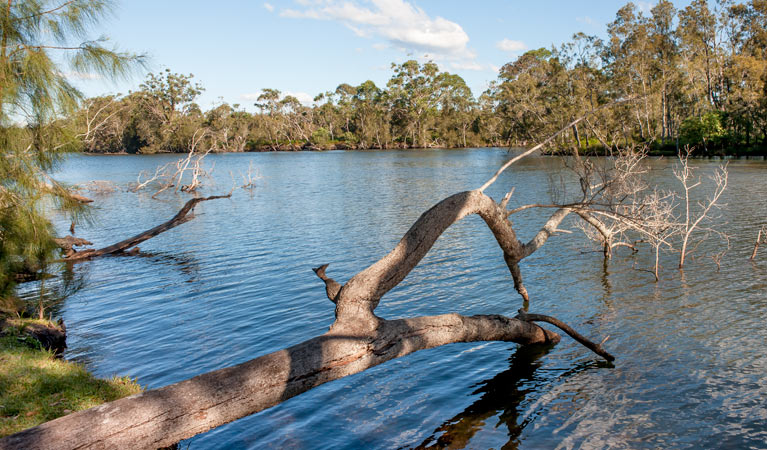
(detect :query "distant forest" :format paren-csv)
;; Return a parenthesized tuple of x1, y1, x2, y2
(68, 0, 767, 155)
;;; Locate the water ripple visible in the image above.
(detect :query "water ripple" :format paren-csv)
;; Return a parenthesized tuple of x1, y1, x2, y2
(37, 150, 767, 449)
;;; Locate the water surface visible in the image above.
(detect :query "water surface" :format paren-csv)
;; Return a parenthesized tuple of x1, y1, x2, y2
(37, 149, 767, 449)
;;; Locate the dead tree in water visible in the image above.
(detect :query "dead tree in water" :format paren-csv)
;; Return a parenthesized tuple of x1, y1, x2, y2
(674, 148, 728, 269)
(131, 129, 214, 198)
(59, 194, 231, 261)
(1, 116, 622, 449)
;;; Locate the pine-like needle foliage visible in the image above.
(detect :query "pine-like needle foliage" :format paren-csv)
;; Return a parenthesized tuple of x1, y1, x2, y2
(0, 0, 142, 297)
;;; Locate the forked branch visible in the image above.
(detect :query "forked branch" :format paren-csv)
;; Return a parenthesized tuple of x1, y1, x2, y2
(1, 106, 625, 450)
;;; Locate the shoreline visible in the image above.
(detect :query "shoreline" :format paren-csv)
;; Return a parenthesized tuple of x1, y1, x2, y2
(81, 145, 767, 159)
(0, 315, 142, 438)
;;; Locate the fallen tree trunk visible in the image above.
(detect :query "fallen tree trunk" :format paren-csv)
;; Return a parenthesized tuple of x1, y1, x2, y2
(0, 314, 558, 450)
(1, 187, 613, 450)
(3, 110, 628, 449)
(62, 194, 230, 261)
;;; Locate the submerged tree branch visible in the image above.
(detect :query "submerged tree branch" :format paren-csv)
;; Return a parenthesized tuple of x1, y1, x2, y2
(752, 225, 766, 260)
(62, 194, 231, 262)
(1, 104, 634, 449)
(516, 309, 614, 361)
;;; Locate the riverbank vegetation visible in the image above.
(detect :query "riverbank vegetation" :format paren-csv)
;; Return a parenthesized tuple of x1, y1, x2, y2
(0, 1, 763, 447)
(0, 0, 141, 299)
(0, 1, 146, 438)
(40, 0, 767, 156)
(0, 318, 142, 438)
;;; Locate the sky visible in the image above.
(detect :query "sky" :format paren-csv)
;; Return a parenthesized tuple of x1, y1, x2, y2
(75, 0, 698, 111)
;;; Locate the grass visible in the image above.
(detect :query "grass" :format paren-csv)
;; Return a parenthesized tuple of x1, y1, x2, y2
(0, 320, 143, 438)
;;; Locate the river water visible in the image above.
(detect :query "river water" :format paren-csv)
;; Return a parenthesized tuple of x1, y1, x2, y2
(37, 148, 767, 449)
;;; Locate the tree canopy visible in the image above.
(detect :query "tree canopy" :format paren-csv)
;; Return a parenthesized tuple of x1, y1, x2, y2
(66, 1, 767, 156)
(0, 0, 140, 297)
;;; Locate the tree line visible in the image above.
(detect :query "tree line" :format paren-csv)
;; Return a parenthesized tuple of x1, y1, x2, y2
(60, 0, 767, 155)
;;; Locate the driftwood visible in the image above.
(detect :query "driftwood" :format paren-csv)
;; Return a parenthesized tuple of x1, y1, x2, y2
(0, 187, 612, 450)
(53, 236, 93, 258)
(1, 110, 625, 449)
(516, 309, 614, 361)
(61, 195, 230, 261)
(43, 182, 94, 204)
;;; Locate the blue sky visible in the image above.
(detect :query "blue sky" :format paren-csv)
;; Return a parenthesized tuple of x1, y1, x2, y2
(76, 0, 697, 110)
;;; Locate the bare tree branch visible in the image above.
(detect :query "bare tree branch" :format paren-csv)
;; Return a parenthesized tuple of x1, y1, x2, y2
(62, 194, 230, 261)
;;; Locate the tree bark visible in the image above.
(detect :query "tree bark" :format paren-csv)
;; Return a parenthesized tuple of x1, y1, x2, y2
(0, 186, 616, 450)
(3, 107, 635, 447)
(54, 236, 93, 258)
(0, 314, 558, 450)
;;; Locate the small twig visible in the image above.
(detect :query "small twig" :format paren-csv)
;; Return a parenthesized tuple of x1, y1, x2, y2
(516, 308, 615, 361)
(499, 186, 515, 210)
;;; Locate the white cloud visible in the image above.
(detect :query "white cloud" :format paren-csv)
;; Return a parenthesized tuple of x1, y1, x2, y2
(496, 38, 527, 53)
(449, 61, 494, 72)
(279, 0, 472, 60)
(62, 71, 102, 80)
(637, 1, 655, 14)
(285, 91, 315, 105)
(576, 16, 595, 26)
(263, 2, 275, 12)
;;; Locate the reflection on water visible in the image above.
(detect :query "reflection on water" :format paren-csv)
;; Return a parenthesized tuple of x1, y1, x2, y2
(412, 345, 611, 450)
(44, 149, 767, 449)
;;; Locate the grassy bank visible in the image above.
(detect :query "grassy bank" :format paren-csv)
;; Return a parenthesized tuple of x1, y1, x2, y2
(0, 318, 142, 438)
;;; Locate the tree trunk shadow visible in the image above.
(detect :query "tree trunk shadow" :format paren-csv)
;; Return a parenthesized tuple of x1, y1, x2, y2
(411, 344, 608, 450)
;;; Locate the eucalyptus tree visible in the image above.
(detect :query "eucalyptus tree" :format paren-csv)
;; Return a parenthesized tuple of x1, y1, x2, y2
(477, 85, 505, 146)
(605, 3, 656, 141)
(132, 69, 204, 153)
(204, 102, 251, 152)
(351, 80, 383, 148)
(333, 82, 356, 139)
(254, 88, 282, 150)
(557, 33, 611, 148)
(720, 0, 767, 145)
(0, 0, 140, 298)
(387, 60, 441, 147)
(494, 48, 567, 146)
(648, 0, 682, 144)
(678, 0, 723, 113)
(74, 94, 132, 153)
(279, 94, 313, 148)
(312, 92, 340, 143)
(434, 72, 476, 147)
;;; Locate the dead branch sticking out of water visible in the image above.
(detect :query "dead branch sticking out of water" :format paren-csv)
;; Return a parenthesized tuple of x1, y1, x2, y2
(61, 194, 230, 262)
(131, 130, 213, 198)
(751, 225, 766, 260)
(1, 106, 629, 450)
